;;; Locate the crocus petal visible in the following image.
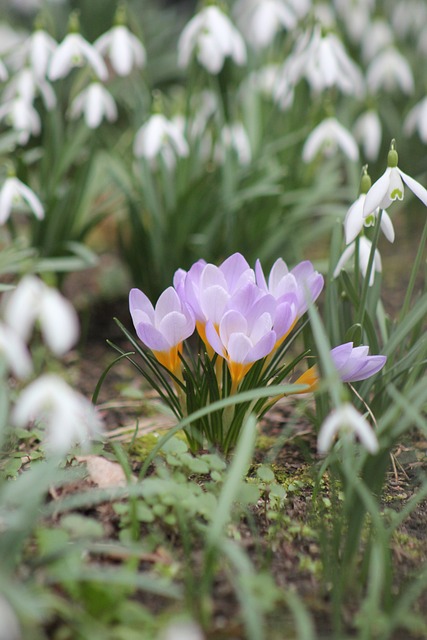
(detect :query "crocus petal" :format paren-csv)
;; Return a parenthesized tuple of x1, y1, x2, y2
(136, 323, 170, 353)
(129, 288, 154, 324)
(159, 311, 192, 347)
(205, 320, 226, 357)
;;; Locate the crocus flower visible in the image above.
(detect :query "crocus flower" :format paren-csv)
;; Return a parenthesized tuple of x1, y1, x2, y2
(0, 176, 44, 223)
(178, 5, 247, 74)
(302, 117, 359, 163)
(205, 283, 277, 387)
(95, 24, 146, 77)
(0, 322, 33, 378)
(318, 403, 379, 454)
(4, 275, 79, 355)
(333, 236, 382, 286)
(175, 253, 255, 347)
(133, 114, 189, 169)
(255, 258, 324, 343)
(295, 341, 386, 391)
(49, 28, 108, 81)
(68, 82, 117, 129)
(363, 143, 427, 217)
(12, 375, 103, 455)
(129, 286, 195, 376)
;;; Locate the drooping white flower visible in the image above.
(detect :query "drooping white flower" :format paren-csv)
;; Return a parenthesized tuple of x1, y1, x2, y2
(3, 67, 56, 110)
(366, 47, 414, 95)
(4, 275, 79, 356)
(133, 113, 189, 169)
(304, 29, 365, 97)
(333, 236, 382, 286)
(302, 117, 359, 163)
(49, 32, 108, 81)
(353, 110, 382, 162)
(363, 144, 427, 217)
(0, 97, 41, 144)
(0, 176, 44, 223)
(361, 19, 394, 63)
(318, 403, 379, 455)
(95, 24, 146, 76)
(392, 0, 427, 39)
(0, 322, 33, 378)
(344, 195, 394, 245)
(234, 0, 297, 50)
(334, 0, 375, 43)
(178, 5, 246, 74)
(68, 82, 117, 129)
(403, 97, 427, 144)
(12, 374, 103, 455)
(18, 28, 57, 79)
(0, 58, 8, 81)
(218, 122, 252, 166)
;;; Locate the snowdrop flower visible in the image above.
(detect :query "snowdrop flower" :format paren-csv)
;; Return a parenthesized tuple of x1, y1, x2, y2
(205, 283, 277, 387)
(333, 236, 382, 286)
(233, 0, 297, 50)
(361, 19, 394, 63)
(334, 0, 374, 43)
(129, 286, 195, 376)
(95, 21, 146, 77)
(353, 110, 382, 162)
(344, 168, 394, 245)
(392, 0, 427, 39)
(0, 97, 41, 144)
(0, 322, 33, 378)
(318, 403, 379, 455)
(304, 30, 364, 97)
(404, 97, 427, 144)
(18, 27, 57, 79)
(296, 342, 386, 391)
(3, 67, 56, 110)
(0, 596, 21, 640)
(0, 175, 44, 223)
(363, 142, 427, 217)
(366, 48, 414, 95)
(12, 375, 103, 455)
(0, 58, 8, 81)
(302, 117, 359, 163)
(133, 113, 189, 169)
(4, 275, 79, 355)
(68, 82, 117, 129)
(48, 13, 108, 81)
(218, 122, 252, 166)
(178, 5, 246, 74)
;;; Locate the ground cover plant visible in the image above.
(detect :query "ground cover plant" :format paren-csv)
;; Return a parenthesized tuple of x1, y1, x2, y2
(0, 0, 427, 638)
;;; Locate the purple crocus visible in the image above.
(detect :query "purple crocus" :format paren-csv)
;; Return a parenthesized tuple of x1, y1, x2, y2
(255, 258, 324, 344)
(175, 253, 255, 348)
(295, 342, 387, 390)
(205, 283, 277, 388)
(129, 286, 195, 376)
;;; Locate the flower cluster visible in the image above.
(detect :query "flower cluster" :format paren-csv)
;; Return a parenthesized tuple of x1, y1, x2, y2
(128, 253, 386, 452)
(0, 275, 103, 455)
(334, 142, 427, 285)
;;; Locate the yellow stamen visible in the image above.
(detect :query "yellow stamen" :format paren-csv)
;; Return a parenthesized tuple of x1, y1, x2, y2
(294, 365, 319, 392)
(153, 343, 183, 377)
